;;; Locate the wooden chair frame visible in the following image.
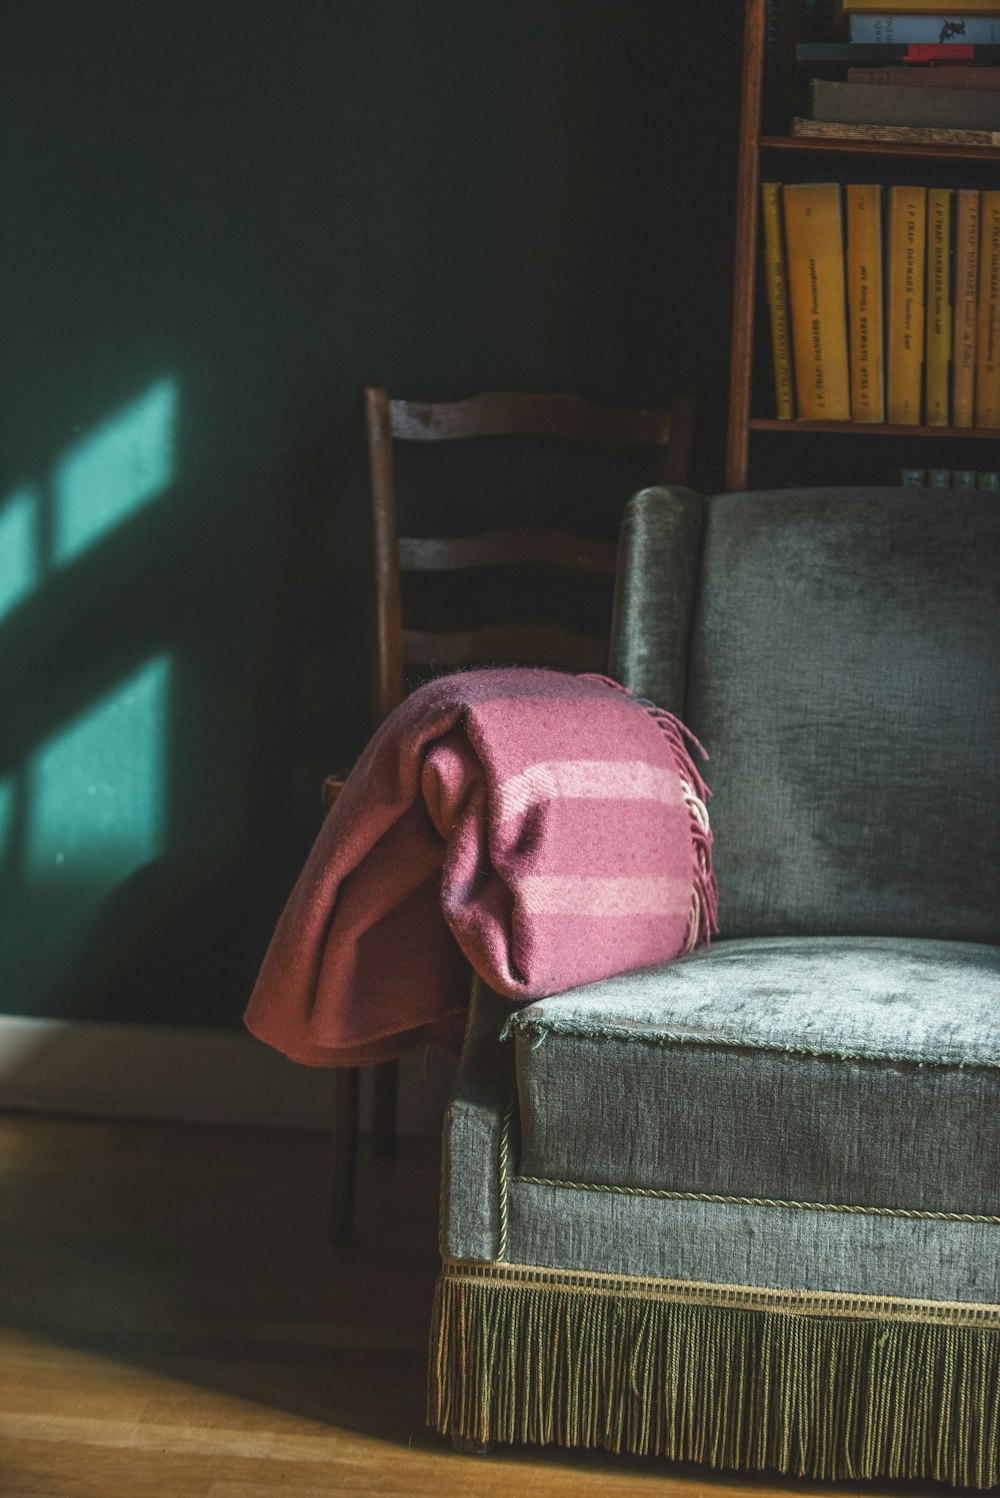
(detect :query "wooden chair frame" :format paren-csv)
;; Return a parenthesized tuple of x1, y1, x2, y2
(329, 383, 697, 1243)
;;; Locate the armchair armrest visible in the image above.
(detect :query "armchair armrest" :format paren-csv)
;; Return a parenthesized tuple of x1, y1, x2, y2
(609, 485, 705, 716)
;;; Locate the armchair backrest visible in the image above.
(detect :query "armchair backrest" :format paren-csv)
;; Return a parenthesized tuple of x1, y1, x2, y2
(611, 486, 1000, 944)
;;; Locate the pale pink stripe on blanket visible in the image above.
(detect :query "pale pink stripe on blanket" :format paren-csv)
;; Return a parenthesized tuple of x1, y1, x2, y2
(517, 875, 694, 916)
(495, 759, 683, 822)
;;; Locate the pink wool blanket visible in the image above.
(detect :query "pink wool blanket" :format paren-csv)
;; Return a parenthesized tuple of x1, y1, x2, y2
(244, 669, 717, 1066)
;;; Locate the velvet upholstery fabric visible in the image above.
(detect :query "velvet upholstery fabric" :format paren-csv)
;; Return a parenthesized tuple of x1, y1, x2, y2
(440, 982, 514, 1263)
(440, 978, 1000, 1305)
(509, 936, 1000, 1216)
(608, 484, 705, 717)
(617, 487, 1000, 943)
(502, 1180, 1000, 1303)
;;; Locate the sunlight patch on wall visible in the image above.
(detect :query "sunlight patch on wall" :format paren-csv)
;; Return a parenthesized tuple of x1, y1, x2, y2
(0, 485, 41, 621)
(24, 655, 171, 885)
(52, 378, 178, 564)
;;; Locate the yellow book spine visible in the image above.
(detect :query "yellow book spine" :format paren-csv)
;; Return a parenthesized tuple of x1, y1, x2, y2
(761, 184, 795, 420)
(925, 188, 952, 427)
(975, 190, 1000, 428)
(782, 183, 851, 422)
(845, 184, 885, 423)
(953, 190, 979, 428)
(886, 186, 927, 425)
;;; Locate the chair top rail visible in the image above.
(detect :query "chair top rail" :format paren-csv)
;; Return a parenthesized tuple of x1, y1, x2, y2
(388, 390, 680, 446)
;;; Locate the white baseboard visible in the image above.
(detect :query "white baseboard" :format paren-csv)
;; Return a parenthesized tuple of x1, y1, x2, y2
(0, 1014, 457, 1136)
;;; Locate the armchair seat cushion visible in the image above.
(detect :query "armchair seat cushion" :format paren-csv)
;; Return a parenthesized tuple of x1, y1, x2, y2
(507, 935, 1000, 1221)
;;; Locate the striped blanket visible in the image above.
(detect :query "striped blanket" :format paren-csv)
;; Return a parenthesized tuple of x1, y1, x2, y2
(244, 670, 717, 1066)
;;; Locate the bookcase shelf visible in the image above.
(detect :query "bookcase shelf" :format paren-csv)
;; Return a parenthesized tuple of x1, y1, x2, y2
(726, 0, 1000, 490)
(761, 135, 1000, 163)
(750, 418, 1000, 438)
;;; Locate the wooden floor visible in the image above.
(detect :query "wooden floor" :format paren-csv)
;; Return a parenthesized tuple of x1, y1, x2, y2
(0, 1113, 928, 1498)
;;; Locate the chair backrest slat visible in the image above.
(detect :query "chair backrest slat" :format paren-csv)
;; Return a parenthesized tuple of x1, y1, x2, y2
(364, 383, 697, 722)
(403, 623, 608, 673)
(397, 528, 617, 573)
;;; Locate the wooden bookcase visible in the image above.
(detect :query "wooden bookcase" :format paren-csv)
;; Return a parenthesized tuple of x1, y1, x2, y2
(726, 0, 1000, 491)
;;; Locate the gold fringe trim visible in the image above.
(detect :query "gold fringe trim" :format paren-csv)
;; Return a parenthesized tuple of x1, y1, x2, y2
(429, 1261, 1000, 1485)
(441, 1258, 1000, 1327)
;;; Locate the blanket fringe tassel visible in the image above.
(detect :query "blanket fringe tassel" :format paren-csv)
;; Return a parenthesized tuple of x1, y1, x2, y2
(428, 1271, 1000, 1486)
(640, 700, 719, 951)
(591, 677, 721, 951)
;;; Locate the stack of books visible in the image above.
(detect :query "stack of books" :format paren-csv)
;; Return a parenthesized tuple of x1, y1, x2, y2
(794, 0, 1000, 146)
(761, 181, 1000, 425)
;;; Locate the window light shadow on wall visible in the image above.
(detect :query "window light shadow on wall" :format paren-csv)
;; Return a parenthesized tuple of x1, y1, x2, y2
(0, 485, 42, 622)
(0, 377, 179, 623)
(0, 655, 172, 1011)
(24, 654, 172, 886)
(0, 378, 180, 1013)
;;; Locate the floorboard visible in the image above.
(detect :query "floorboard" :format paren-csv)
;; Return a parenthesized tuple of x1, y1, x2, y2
(0, 1114, 931, 1497)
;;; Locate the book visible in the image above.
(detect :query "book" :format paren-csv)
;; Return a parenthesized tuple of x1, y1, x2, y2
(886, 185, 927, 424)
(847, 64, 1000, 84)
(845, 184, 885, 420)
(848, 16, 1000, 42)
(975, 189, 1000, 425)
(810, 78, 1000, 126)
(953, 189, 980, 426)
(782, 184, 851, 420)
(764, 0, 802, 131)
(925, 188, 953, 424)
(798, 42, 1000, 60)
(894, 468, 1000, 488)
(760, 184, 795, 418)
(802, 0, 840, 41)
(792, 116, 1000, 143)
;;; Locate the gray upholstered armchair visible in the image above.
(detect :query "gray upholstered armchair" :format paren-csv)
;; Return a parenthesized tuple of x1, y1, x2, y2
(428, 485, 1000, 1487)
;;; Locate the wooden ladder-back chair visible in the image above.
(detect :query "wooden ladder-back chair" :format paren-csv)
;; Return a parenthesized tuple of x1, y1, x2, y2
(328, 383, 697, 1244)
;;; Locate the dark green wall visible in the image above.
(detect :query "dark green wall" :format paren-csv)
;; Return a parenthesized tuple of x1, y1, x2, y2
(0, 1, 742, 1027)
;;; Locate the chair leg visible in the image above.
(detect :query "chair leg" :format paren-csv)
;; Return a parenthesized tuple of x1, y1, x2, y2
(328, 1066, 360, 1246)
(372, 1057, 398, 1157)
